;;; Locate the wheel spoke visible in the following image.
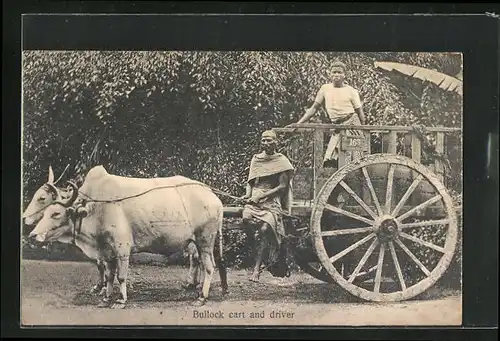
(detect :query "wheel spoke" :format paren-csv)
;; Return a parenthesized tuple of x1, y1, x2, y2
(396, 195, 442, 222)
(399, 232, 445, 253)
(321, 227, 373, 237)
(374, 243, 386, 293)
(358, 265, 378, 277)
(400, 219, 450, 229)
(362, 167, 383, 216)
(330, 233, 376, 263)
(325, 204, 374, 225)
(348, 239, 379, 283)
(385, 164, 395, 214)
(339, 181, 378, 219)
(394, 238, 431, 277)
(391, 174, 424, 217)
(389, 241, 406, 290)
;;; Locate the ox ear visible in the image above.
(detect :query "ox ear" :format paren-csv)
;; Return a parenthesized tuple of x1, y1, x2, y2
(48, 165, 55, 183)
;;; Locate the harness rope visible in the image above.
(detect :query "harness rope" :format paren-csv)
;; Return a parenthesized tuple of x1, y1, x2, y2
(71, 212, 84, 245)
(207, 187, 301, 219)
(68, 182, 302, 219)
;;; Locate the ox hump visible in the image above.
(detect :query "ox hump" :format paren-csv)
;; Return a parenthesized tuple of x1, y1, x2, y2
(85, 166, 109, 180)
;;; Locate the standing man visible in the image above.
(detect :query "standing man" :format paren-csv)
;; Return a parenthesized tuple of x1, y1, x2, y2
(240, 130, 295, 282)
(291, 60, 366, 166)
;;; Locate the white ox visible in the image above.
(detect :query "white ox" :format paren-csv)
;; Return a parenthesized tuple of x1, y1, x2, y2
(28, 166, 229, 308)
(23, 167, 204, 296)
(23, 166, 112, 296)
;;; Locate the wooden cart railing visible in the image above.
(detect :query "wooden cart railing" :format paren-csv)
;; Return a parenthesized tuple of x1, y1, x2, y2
(273, 123, 462, 211)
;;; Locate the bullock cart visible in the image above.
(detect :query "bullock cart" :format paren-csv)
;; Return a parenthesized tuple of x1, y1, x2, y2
(222, 123, 462, 302)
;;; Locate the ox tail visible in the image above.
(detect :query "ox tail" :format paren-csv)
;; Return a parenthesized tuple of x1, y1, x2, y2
(216, 205, 229, 295)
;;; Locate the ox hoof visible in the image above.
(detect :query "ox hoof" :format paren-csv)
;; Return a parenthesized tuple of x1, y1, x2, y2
(90, 284, 105, 295)
(222, 288, 230, 296)
(98, 287, 107, 296)
(192, 297, 207, 307)
(111, 303, 126, 309)
(97, 300, 111, 308)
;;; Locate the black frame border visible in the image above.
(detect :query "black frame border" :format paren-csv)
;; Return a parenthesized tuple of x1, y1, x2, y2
(3, 1, 499, 339)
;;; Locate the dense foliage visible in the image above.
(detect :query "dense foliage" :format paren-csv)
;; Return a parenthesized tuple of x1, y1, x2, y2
(22, 51, 462, 285)
(22, 51, 462, 200)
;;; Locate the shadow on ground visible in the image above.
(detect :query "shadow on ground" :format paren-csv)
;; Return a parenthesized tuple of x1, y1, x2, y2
(21, 260, 458, 308)
(73, 281, 458, 308)
(72, 281, 361, 307)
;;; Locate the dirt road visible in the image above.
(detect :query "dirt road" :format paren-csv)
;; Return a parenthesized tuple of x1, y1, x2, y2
(20, 260, 462, 326)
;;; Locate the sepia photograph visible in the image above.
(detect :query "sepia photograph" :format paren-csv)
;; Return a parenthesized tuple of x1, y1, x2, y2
(21, 49, 463, 326)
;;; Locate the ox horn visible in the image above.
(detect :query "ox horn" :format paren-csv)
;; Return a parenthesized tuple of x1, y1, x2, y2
(48, 165, 55, 183)
(44, 182, 62, 201)
(54, 164, 70, 185)
(62, 181, 79, 207)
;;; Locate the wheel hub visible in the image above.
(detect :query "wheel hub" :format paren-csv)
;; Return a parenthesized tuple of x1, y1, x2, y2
(373, 215, 400, 242)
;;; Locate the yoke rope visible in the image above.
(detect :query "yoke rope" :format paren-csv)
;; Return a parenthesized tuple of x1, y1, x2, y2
(77, 182, 212, 203)
(74, 182, 301, 219)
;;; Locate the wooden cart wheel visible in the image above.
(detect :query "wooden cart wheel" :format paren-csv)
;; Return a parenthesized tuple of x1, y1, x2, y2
(310, 154, 458, 302)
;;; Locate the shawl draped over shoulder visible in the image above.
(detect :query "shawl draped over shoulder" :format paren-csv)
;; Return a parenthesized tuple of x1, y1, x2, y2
(247, 151, 295, 213)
